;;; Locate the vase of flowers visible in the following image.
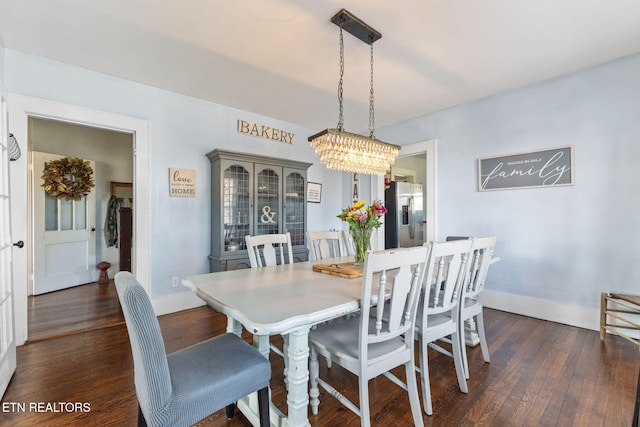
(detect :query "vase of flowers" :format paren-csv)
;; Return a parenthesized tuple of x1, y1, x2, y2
(338, 200, 387, 266)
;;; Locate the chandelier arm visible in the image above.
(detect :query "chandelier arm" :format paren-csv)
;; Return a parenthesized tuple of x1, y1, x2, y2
(369, 39, 375, 138)
(337, 21, 345, 132)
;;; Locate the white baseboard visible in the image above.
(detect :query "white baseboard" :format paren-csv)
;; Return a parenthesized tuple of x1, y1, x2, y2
(151, 290, 205, 316)
(483, 290, 600, 332)
(150, 288, 608, 334)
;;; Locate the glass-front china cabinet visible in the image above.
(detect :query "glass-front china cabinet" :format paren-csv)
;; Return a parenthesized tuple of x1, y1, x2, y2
(207, 149, 311, 271)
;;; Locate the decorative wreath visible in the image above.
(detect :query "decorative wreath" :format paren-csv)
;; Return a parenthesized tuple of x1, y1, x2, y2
(41, 157, 95, 200)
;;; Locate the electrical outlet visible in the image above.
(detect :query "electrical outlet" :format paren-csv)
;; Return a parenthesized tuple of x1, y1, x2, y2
(171, 276, 180, 288)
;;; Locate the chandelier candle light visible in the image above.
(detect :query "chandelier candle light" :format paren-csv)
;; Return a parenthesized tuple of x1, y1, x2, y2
(308, 9, 400, 176)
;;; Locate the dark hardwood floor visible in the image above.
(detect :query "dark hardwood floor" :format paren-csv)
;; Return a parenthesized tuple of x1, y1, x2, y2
(27, 280, 124, 343)
(3, 282, 638, 426)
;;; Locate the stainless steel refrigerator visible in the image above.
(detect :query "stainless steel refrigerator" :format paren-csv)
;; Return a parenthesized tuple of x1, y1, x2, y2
(384, 181, 425, 248)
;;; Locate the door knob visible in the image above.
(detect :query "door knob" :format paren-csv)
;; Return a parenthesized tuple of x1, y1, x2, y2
(13, 241, 24, 248)
(91, 227, 96, 232)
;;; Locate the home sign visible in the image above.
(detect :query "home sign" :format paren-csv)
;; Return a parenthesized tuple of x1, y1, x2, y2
(169, 168, 196, 197)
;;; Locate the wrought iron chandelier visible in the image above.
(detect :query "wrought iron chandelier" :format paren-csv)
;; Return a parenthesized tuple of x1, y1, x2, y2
(308, 9, 400, 176)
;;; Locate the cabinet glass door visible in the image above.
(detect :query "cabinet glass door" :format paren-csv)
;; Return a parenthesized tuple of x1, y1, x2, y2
(285, 170, 305, 247)
(223, 163, 251, 251)
(255, 165, 281, 236)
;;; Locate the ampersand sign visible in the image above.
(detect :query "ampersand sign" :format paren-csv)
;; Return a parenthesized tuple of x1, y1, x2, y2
(260, 206, 276, 224)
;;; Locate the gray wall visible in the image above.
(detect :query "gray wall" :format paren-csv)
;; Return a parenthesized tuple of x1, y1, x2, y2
(377, 53, 640, 310)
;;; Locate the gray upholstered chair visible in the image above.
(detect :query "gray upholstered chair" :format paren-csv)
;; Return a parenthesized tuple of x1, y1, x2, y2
(114, 272, 271, 427)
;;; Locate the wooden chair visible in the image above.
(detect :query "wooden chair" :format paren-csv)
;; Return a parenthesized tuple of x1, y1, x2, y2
(414, 239, 472, 415)
(341, 229, 356, 256)
(245, 232, 293, 268)
(600, 292, 640, 347)
(245, 232, 294, 382)
(459, 236, 497, 379)
(307, 230, 351, 367)
(307, 230, 346, 260)
(114, 272, 271, 427)
(308, 246, 429, 427)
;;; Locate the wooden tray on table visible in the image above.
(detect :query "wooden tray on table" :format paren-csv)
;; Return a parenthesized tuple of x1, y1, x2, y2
(312, 262, 363, 279)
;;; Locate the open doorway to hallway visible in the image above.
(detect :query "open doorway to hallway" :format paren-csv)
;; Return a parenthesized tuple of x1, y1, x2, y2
(28, 118, 133, 340)
(385, 152, 428, 247)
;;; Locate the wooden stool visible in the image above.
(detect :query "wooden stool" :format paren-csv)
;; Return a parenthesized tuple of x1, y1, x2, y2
(600, 292, 640, 347)
(97, 261, 111, 284)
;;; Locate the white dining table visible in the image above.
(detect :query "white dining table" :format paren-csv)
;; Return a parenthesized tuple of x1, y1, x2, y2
(182, 256, 364, 427)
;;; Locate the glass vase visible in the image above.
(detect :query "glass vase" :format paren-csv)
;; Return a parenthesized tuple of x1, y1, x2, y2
(351, 227, 373, 266)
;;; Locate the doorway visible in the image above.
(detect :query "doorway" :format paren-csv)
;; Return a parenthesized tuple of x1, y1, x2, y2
(29, 118, 133, 295)
(9, 94, 151, 345)
(390, 140, 437, 243)
(388, 153, 427, 243)
(27, 119, 132, 340)
(370, 140, 436, 249)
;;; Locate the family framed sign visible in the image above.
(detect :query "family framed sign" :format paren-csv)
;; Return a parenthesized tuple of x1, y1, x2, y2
(478, 145, 574, 191)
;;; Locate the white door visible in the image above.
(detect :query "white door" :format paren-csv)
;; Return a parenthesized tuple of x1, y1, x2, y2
(33, 152, 96, 295)
(0, 88, 16, 397)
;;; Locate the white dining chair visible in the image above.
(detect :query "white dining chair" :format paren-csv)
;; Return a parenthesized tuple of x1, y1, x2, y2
(341, 229, 355, 256)
(307, 230, 346, 260)
(245, 232, 293, 267)
(309, 246, 428, 427)
(307, 230, 351, 368)
(459, 236, 496, 378)
(245, 232, 293, 384)
(414, 239, 473, 415)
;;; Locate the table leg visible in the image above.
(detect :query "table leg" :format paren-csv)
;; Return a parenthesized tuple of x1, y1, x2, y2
(236, 333, 287, 427)
(227, 315, 243, 336)
(285, 326, 312, 427)
(226, 322, 312, 426)
(253, 334, 271, 358)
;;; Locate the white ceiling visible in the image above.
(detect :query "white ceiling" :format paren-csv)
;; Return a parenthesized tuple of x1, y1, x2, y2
(1, 1, 640, 133)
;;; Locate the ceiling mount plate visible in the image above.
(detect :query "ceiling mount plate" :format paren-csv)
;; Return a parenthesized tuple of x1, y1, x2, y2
(331, 9, 382, 45)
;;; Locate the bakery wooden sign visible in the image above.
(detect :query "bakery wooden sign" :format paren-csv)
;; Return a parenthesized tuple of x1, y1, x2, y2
(237, 119, 295, 144)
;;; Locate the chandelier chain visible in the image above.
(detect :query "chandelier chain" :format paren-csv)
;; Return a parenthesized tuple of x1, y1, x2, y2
(369, 40, 375, 138)
(308, 9, 400, 175)
(337, 21, 345, 132)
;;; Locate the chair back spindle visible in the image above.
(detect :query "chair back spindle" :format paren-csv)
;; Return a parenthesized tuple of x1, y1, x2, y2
(307, 231, 346, 260)
(245, 232, 293, 268)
